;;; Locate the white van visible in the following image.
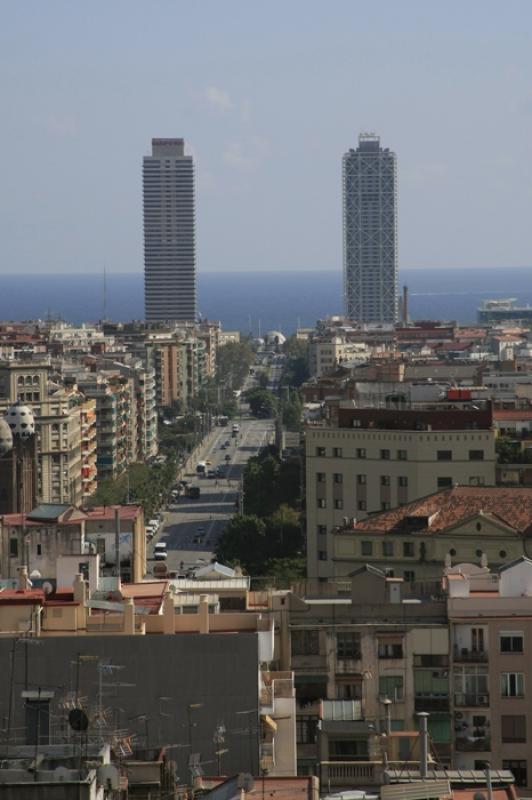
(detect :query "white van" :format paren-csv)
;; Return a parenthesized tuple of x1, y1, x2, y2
(154, 542, 167, 560)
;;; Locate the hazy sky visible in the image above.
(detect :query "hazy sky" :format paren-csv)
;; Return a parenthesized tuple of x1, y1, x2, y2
(2, 1, 532, 274)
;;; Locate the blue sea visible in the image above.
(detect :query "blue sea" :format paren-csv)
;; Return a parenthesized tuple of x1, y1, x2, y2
(0, 268, 532, 334)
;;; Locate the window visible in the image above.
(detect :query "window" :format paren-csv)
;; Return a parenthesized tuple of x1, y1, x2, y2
(437, 450, 452, 461)
(379, 641, 403, 659)
(398, 476, 408, 487)
(381, 501, 390, 510)
(334, 499, 344, 509)
(317, 498, 326, 508)
(316, 472, 326, 482)
(379, 675, 404, 701)
(356, 448, 367, 459)
(469, 450, 484, 461)
(336, 632, 361, 659)
(404, 570, 416, 583)
(337, 682, 362, 700)
(380, 475, 391, 486)
(333, 447, 343, 458)
(357, 500, 367, 511)
(357, 474, 366, 485)
(361, 541, 373, 556)
(316, 447, 326, 457)
(403, 542, 415, 557)
(437, 477, 453, 489)
(380, 449, 390, 460)
(9, 538, 18, 557)
(502, 760, 527, 788)
(297, 716, 318, 744)
(317, 525, 327, 536)
(318, 550, 327, 561)
(501, 715, 526, 743)
(397, 449, 407, 461)
(469, 476, 485, 486)
(333, 473, 343, 484)
(36, 544, 42, 557)
(500, 633, 524, 654)
(501, 672, 525, 697)
(292, 630, 319, 655)
(382, 541, 394, 557)
(330, 739, 368, 761)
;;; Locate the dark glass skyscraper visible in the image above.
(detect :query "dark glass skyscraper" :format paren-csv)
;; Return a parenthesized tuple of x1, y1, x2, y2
(343, 134, 397, 323)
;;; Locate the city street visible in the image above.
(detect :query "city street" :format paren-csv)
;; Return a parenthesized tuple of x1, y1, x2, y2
(147, 416, 275, 574)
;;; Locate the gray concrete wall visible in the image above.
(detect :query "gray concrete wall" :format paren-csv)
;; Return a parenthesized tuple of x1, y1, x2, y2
(0, 633, 260, 779)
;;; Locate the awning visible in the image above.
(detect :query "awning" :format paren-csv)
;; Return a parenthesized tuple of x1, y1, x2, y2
(294, 674, 327, 684)
(262, 714, 278, 732)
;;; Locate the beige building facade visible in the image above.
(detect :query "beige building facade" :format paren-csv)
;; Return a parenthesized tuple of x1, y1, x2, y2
(306, 405, 496, 578)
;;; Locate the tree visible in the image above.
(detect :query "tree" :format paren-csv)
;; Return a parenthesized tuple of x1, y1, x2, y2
(215, 515, 267, 574)
(245, 388, 277, 418)
(263, 557, 306, 586)
(282, 336, 310, 387)
(244, 456, 280, 516)
(216, 340, 254, 391)
(282, 390, 303, 430)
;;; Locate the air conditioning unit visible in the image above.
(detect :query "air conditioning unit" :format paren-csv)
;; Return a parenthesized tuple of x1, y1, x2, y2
(478, 695, 488, 704)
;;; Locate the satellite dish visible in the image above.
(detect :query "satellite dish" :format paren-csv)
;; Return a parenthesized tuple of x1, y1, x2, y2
(30, 570, 42, 579)
(42, 581, 54, 596)
(68, 708, 89, 732)
(237, 773, 255, 792)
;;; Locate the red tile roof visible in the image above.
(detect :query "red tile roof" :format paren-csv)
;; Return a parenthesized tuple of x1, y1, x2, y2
(85, 505, 142, 521)
(351, 486, 532, 535)
(0, 588, 45, 605)
(493, 409, 532, 420)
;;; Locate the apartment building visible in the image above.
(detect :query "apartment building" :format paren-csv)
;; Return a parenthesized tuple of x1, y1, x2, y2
(273, 567, 449, 787)
(330, 486, 531, 583)
(306, 404, 497, 578)
(79, 397, 98, 500)
(447, 557, 532, 794)
(77, 374, 128, 479)
(0, 359, 85, 505)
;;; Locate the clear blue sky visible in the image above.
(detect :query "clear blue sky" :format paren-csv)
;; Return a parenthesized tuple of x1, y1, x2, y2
(2, 0, 532, 274)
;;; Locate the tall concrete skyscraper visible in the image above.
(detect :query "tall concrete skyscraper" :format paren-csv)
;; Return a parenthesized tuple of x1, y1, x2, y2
(342, 133, 397, 324)
(143, 138, 197, 322)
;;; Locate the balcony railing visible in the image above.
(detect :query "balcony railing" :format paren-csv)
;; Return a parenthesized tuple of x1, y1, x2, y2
(414, 694, 449, 712)
(453, 646, 488, 663)
(454, 693, 489, 708)
(455, 735, 491, 752)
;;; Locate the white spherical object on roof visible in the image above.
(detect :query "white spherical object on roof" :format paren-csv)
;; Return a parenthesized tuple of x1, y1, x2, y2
(264, 331, 286, 345)
(6, 403, 36, 439)
(0, 417, 13, 455)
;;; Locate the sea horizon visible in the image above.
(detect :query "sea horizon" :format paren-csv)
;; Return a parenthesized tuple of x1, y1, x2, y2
(0, 266, 531, 335)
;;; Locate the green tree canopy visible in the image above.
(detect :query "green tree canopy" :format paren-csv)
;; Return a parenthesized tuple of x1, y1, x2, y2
(245, 388, 277, 418)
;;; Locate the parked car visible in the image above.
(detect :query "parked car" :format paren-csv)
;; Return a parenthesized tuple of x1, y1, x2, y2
(148, 518, 160, 531)
(146, 526, 155, 540)
(154, 550, 167, 561)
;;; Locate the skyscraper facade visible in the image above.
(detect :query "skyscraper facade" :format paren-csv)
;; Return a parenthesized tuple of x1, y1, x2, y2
(143, 138, 197, 322)
(342, 133, 397, 324)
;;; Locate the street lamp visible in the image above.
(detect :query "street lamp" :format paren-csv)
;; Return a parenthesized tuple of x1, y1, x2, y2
(381, 697, 392, 735)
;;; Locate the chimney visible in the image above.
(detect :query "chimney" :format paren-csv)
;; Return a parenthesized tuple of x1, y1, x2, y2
(73, 573, 87, 606)
(418, 712, 429, 778)
(124, 597, 135, 634)
(402, 285, 409, 326)
(198, 594, 210, 634)
(163, 591, 175, 634)
(17, 566, 31, 591)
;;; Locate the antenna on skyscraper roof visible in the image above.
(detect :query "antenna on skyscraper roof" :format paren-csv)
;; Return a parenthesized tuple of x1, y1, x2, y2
(103, 265, 107, 322)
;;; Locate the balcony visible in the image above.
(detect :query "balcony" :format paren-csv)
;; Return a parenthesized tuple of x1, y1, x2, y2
(336, 657, 362, 675)
(454, 693, 489, 708)
(321, 700, 363, 722)
(455, 735, 491, 752)
(453, 646, 488, 663)
(414, 694, 449, 712)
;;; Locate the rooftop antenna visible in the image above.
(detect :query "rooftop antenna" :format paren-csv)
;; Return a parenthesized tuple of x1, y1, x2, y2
(103, 265, 107, 322)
